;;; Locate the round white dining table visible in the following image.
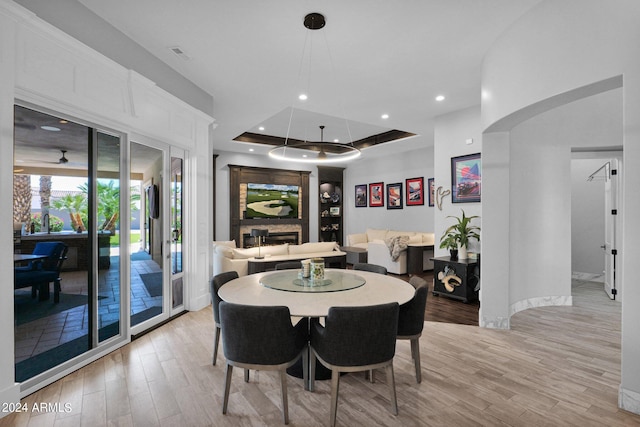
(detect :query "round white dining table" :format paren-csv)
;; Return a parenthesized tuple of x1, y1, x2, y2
(217, 269, 416, 318)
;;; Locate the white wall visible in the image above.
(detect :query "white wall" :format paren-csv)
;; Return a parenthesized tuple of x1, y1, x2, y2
(480, 0, 640, 413)
(342, 146, 434, 236)
(433, 106, 482, 257)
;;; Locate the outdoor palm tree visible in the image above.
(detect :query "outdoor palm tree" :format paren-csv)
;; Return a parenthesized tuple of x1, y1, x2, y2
(52, 193, 87, 231)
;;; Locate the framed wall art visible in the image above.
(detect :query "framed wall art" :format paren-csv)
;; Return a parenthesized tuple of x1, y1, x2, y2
(387, 182, 403, 209)
(427, 178, 434, 207)
(405, 177, 424, 206)
(451, 153, 481, 203)
(369, 182, 384, 207)
(355, 184, 367, 207)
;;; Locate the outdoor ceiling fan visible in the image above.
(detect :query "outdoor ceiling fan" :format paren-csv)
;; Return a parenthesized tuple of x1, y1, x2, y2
(19, 149, 72, 165)
(57, 150, 69, 164)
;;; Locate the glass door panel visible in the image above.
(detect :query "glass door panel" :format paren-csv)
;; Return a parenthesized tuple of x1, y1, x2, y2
(96, 131, 121, 342)
(130, 142, 165, 328)
(13, 105, 90, 381)
(171, 156, 184, 309)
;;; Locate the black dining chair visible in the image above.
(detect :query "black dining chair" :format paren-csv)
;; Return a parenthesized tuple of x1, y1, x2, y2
(209, 271, 238, 366)
(309, 302, 399, 427)
(219, 301, 308, 425)
(275, 261, 302, 270)
(399, 276, 429, 383)
(14, 241, 68, 302)
(352, 262, 387, 275)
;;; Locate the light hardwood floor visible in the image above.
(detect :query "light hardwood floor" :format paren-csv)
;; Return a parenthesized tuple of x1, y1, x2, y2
(2, 279, 639, 426)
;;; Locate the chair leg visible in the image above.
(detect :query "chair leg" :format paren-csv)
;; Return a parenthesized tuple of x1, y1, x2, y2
(213, 325, 220, 365)
(279, 370, 289, 425)
(38, 282, 50, 301)
(302, 347, 309, 392)
(309, 350, 316, 392)
(367, 369, 375, 383)
(244, 369, 250, 382)
(222, 363, 233, 414)
(54, 279, 61, 303)
(330, 369, 341, 427)
(411, 338, 421, 383)
(386, 363, 398, 416)
(31, 285, 37, 299)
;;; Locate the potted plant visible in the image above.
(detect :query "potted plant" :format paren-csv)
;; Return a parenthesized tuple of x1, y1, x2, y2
(440, 209, 480, 260)
(439, 232, 459, 260)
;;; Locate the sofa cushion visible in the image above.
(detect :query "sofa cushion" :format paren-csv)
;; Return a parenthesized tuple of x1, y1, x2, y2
(408, 234, 422, 244)
(387, 230, 415, 240)
(232, 244, 289, 259)
(288, 242, 338, 255)
(420, 233, 435, 245)
(347, 233, 367, 246)
(213, 239, 236, 249)
(366, 228, 388, 242)
(216, 245, 234, 258)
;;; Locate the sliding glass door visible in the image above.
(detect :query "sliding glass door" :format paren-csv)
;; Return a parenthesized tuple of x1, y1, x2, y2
(13, 105, 124, 384)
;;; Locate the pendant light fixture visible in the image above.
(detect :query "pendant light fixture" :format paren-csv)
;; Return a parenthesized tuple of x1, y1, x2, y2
(268, 13, 362, 163)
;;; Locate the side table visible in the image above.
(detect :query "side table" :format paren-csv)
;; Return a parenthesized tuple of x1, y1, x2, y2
(407, 244, 434, 275)
(340, 246, 368, 265)
(431, 256, 479, 303)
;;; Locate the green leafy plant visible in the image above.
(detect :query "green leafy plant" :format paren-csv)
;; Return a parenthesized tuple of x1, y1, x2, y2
(439, 232, 459, 250)
(440, 209, 480, 249)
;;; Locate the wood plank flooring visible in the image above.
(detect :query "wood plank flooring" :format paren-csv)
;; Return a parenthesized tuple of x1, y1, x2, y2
(2, 279, 639, 426)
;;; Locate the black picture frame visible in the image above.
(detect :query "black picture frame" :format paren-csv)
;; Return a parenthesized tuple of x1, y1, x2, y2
(355, 184, 367, 207)
(427, 178, 434, 207)
(386, 182, 403, 209)
(451, 153, 481, 203)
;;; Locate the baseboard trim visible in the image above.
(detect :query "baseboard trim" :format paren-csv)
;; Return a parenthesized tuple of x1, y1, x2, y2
(0, 383, 20, 418)
(510, 295, 572, 317)
(619, 386, 640, 415)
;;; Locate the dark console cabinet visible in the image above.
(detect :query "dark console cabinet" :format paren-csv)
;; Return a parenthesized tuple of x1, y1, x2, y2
(431, 256, 479, 303)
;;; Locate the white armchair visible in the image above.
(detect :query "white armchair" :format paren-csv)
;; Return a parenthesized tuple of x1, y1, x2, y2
(368, 240, 409, 274)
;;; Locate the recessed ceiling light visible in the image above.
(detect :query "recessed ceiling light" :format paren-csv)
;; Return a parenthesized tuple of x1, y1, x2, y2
(258, 126, 265, 131)
(302, 154, 308, 158)
(435, 95, 445, 102)
(333, 139, 339, 143)
(299, 94, 308, 101)
(249, 148, 255, 152)
(59, 120, 68, 124)
(381, 114, 389, 119)
(41, 126, 60, 131)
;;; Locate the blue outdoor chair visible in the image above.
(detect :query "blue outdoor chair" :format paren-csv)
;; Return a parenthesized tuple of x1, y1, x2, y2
(15, 241, 68, 302)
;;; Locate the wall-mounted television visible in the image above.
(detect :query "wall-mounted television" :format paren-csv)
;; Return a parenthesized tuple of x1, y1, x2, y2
(245, 183, 299, 219)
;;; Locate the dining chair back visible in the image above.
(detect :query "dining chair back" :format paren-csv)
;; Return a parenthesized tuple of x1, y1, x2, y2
(275, 261, 302, 270)
(352, 263, 387, 275)
(210, 271, 239, 366)
(14, 241, 68, 302)
(309, 302, 399, 427)
(219, 301, 308, 424)
(398, 276, 429, 383)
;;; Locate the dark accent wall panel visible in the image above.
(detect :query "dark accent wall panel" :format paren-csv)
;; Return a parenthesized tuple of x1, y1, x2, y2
(228, 165, 310, 245)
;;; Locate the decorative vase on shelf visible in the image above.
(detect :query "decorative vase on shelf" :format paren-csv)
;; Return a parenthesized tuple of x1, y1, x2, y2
(449, 249, 458, 261)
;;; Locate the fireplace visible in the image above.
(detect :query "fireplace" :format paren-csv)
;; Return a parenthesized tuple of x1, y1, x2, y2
(243, 231, 299, 248)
